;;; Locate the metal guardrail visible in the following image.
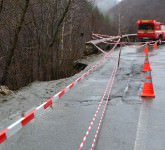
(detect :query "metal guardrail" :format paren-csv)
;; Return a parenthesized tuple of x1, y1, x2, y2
(122, 34, 137, 37)
(86, 36, 120, 45)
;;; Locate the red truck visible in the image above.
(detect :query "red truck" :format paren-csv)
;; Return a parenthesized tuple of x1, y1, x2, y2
(137, 20, 165, 43)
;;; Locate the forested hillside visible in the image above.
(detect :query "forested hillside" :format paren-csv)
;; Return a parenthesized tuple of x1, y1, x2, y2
(109, 0, 165, 34)
(0, 0, 115, 90)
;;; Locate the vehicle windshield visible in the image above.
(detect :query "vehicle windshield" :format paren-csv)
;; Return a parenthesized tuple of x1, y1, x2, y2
(138, 23, 154, 30)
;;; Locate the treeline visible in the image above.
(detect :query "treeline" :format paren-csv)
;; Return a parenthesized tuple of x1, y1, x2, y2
(109, 0, 165, 34)
(0, 0, 115, 90)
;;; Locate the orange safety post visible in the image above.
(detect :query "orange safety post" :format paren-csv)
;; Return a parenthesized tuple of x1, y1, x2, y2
(144, 45, 149, 55)
(153, 42, 158, 49)
(141, 70, 155, 97)
(142, 55, 152, 72)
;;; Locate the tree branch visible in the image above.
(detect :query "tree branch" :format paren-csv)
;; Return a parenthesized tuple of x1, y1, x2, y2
(49, 0, 72, 48)
(0, 0, 3, 13)
(1, 0, 30, 85)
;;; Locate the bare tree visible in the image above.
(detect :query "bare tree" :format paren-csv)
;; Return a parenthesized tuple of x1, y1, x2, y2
(0, 0, 113, 90)
(1, 0, 30, 85)
(0, 0, 3, 13)
(49, 0, 72, 47)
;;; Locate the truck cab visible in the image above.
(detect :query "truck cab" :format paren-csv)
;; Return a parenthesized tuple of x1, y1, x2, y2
(137, 20, 165, 43)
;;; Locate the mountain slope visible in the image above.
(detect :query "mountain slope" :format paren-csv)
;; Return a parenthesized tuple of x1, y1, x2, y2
(109, 0, 165, 34)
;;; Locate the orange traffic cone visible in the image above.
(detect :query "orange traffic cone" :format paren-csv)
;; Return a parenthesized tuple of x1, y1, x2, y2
(144, 45, 149, 55)
(142, 55, 152, 72)
(153, 42, 158, 49)
(141, 71, 155, 97)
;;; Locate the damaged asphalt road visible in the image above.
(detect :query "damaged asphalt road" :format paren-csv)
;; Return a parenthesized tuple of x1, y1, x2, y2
(1, 45, 165, 150)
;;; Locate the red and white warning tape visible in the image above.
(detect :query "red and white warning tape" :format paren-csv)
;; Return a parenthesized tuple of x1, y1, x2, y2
(79, 43, 122, 149)
(92, 44, 107, 55)
(78, 39, 159, 150)
(0, 71, 91, 144)
(90, 52, 119, 150)
(92, 33, 112, 38)
(0, 38, 120, 145)
(124, 43, 146, 49)
(78, 46, 120, 150)
(92, 34, 104, 39)
(0, 69, 95, 144)
(78, 56, 117, 150)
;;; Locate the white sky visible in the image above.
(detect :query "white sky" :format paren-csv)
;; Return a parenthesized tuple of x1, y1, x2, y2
(95, 0, 122, 14)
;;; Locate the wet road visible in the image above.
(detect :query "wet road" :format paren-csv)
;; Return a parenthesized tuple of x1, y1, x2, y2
(1, 45, 165, 150)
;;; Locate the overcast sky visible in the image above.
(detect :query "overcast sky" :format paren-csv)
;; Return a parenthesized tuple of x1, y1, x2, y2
(95, 0, 121, 14)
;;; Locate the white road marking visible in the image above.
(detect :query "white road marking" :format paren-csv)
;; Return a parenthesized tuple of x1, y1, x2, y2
(133, 99, 150, 150)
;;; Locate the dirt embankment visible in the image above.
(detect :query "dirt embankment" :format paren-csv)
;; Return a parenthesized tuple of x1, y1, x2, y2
(0, 53, 104, 127)
(0, 45, 144, 129)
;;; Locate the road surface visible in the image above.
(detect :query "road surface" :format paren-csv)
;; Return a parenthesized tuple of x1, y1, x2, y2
(0, 45, 165, 150)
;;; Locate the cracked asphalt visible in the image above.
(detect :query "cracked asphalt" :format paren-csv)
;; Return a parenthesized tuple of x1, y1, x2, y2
(1, 45, 165, 150)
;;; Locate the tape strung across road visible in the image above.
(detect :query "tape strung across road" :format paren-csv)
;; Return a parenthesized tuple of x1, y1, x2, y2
(78, 55, 117, 150)
(92, 33, 114, 39)
(78, 47, 120, 150)
(92, 44, 108, 55)
(90, 50, 120, 150)
(124, 43, 146, 49)
(0, 37, 120, 144)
